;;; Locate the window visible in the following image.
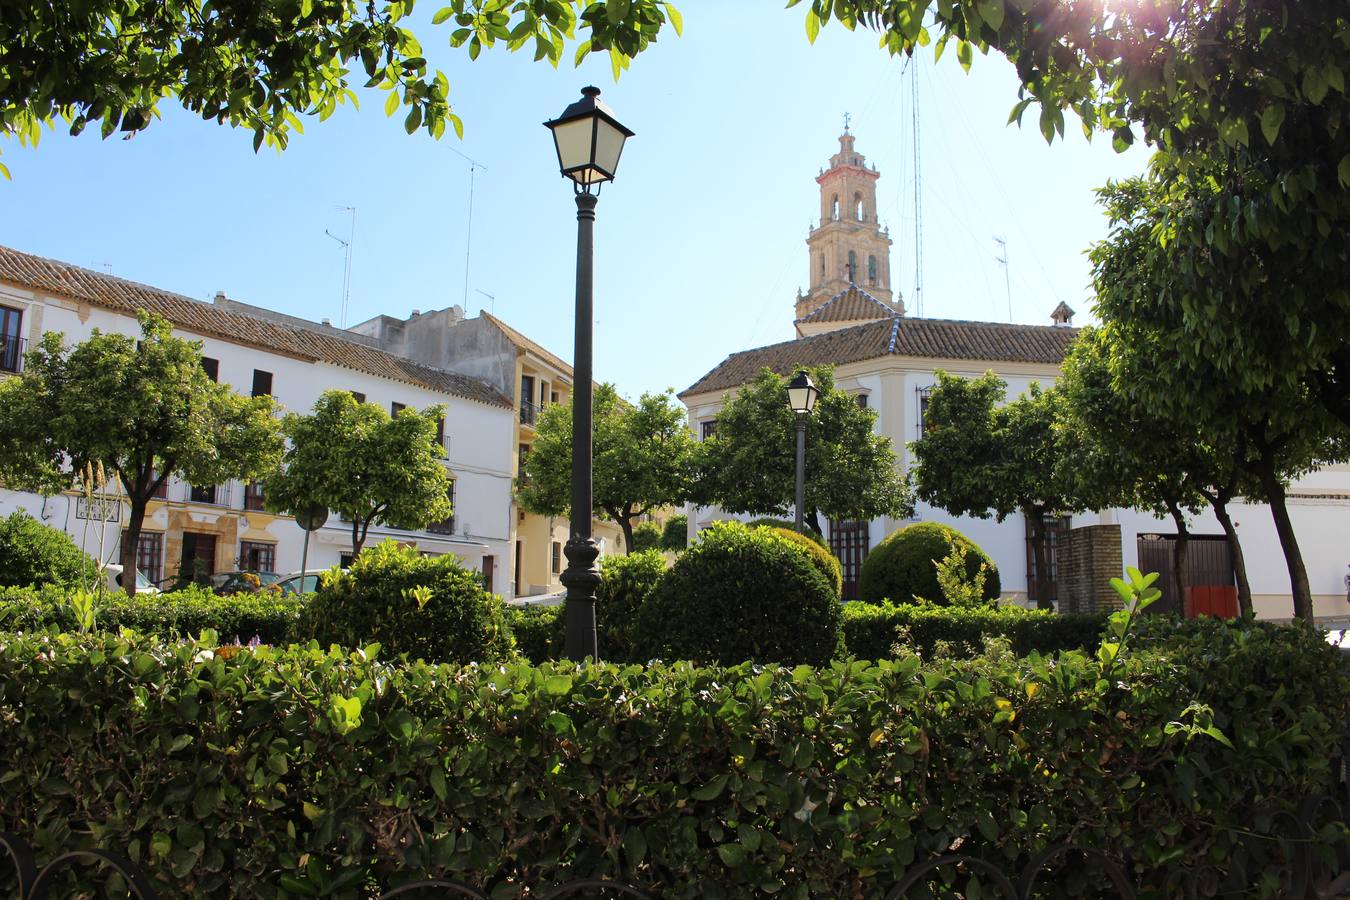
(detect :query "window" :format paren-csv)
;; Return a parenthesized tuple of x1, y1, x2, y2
(847, 250, 857, 281)
(855, 393, 869, 409)
(520, 374, 537, 425)
(518, 443, 531, 472)
(550, 390, 559, 405)
(0, 305, 23, 373)
(868, 255, 877, 285)
(481, 556, 494, 594)
(828, 519, 870, 602)
(427, 481, 456, 535)
(350, 391, 366, 404)
(391, 401, 406, 417)
(830, 195, 840, 221)
(239, 540, 277, 573)
(551, 541, 561, 575)
(201, 357, 219, 382)
(917, 386, 933, 439)
(435, 416, 445, 448)
(251, 369, 272, 397)
(244, 480, 266, 511)
(149, 470, 168, 500)
(854, 193, 864, 221)
(701, 420, 717, 440)
(121, 530, 164, 584)
(340, 553, 355, 569)
(190, 484, 217, 505)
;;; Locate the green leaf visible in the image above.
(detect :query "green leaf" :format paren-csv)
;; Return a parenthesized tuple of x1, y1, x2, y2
(976, 0, 1004, 31)
(1303, 66, 1329, 104)
(623, 826, 648, 864)
(692, 773, 730, 800)
(544, 674, 573, 695)
(1338, 155, 1350, 189)
(607, 0, 632, 24)
(956, 39, 973, 73)
(717, 842, 746, 868)
(384, 90, 400, 117)
(665, 3, 683, 37)
(429, 767, 447, 801)
(805, 8, 821, 44)
(432, 6, 454, 25)
(1260, 103, 1285, 146)
(404, 104, 423, 134)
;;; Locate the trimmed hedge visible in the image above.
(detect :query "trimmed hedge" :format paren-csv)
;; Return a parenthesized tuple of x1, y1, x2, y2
(859, 521, 1001, 605)
(0, 621, 1346, 898)
(757, 525, 843, 597)
(636, 521, 840, 665)
(745, 517, 828, 548)
(0, 583, 302, 644)
(660, 514, 688, 551)
(630, 522, 663, 553)
(596, 549, 666, 661)
(297, 540, 514, 663)
(504, 606, 561, 664)
(842, 601, 1107, 660)
(0, 510, 99, 589)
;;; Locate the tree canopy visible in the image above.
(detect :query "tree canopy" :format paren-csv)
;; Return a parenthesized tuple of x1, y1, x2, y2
(263, 390, 453, 556)
(0, 0, 683, 177)
(692, 367, 911, 535)
(0, 313, 283, 594)
(517, 384, 694, 554)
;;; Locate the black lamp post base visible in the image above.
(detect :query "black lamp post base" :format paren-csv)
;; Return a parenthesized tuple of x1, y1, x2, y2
(561, 536, 601, 659)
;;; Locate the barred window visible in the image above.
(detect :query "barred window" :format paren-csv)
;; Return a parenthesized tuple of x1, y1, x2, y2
(239, 540, 277, 573)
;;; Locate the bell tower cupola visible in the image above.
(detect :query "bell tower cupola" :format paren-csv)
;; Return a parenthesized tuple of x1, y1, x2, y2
(796, 124, 901, 322)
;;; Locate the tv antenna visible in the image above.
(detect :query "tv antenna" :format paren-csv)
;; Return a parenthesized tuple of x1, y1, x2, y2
(325, 206, 356, 327)
(994, 236, 1012, 322)
(449, 147, 489, 311)
(911, 63, 924, 317)
(474, 289, 496, 315)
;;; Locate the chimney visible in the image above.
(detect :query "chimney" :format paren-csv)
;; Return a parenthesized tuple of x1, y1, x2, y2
(213, 290, 227, 304)
(1050, 301, 1075, 327)
(410, 309, 420, 318)
(320, 318, 332, 327)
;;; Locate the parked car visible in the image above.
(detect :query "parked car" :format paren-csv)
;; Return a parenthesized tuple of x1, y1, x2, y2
(505, 589, 565, 609)
(103, 564, 159, 595)
(153, 570, 281, 595)
(276, 572, 322, 595)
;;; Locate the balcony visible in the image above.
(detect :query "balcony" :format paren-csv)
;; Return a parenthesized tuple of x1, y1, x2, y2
(520, 400, 538, 427)
(0, 335, 26, 374)
(426, 516, 457, 536)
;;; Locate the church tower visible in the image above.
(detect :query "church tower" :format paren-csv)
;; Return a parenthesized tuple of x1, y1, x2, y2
(795, 127, 902, 322)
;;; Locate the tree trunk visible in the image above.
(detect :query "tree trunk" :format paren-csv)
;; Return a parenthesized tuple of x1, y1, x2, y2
(351, 519, 366, 557)
(1165, 499, 1190, 618)
(121, 496, 148, 597)
(806, 509, 824, 537)
(1027, 507, 1052, 610)
(1257, 462, 1314, 622)
(618, 516, 635, 556)
(1211, 500, 1253, 617)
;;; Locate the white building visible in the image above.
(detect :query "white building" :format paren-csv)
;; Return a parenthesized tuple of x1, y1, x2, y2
(681, 130, 1350, 622)
(0, 245, 519, 595)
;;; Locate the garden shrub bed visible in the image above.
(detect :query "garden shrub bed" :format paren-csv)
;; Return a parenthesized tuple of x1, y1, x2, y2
(842, 601, 1108, 660)
(0, 584, 302, 645)
(0, 621, 1346, 898)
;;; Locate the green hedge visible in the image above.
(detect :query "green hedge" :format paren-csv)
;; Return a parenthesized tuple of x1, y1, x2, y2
(0, 583, 302, 644)
(505, 605, 561, 664)
(0, 510, 99, 590)
(859, 521, 1001, 605)
(842, 601, 1108, 660)
(0, 622, 1346, 897)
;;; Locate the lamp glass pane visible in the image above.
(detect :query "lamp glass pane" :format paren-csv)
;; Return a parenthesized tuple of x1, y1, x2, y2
(593, 119, 628, 177)
(787, 386, 810, 413)
(550, 117, 595, 172)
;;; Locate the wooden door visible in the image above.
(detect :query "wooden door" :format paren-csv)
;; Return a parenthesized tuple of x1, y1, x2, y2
(829, 520, 870, 602)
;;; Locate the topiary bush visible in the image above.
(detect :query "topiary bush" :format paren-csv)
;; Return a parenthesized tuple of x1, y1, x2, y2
(0, 510, 99, 590)
(630, 522, 663, 553)
(660, 514, 688, 551)
(0, 583, 303, 644)
(841, 601, 1106, 660)
(745, 517, 827, 548)
(756, 525, 843, 596)
(635, 521, 840, 665)
(596, 549, 666, 661)
(298, 539, 513, 663)
(504, 606, 561, 664)
(858, 521, 1000, 605)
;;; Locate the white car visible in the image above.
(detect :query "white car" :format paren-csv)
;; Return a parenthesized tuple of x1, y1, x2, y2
(103, 564, 159, 595)
(505, 590, 566, 609)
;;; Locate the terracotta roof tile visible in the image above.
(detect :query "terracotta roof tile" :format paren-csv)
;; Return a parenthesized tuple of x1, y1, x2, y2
(681, 316, 1079, 398)
(0, 245, 513, 409)
(480, 311, 572, 377)
(795, 283, 898, 324)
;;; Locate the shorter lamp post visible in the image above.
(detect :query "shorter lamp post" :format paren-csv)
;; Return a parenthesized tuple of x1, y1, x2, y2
(786, 370, 819, 533)
(544, 86, 634, 662)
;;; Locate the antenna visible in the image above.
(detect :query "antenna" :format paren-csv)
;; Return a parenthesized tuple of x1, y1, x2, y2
(475, 288, 495, 315)
(910, 64, 924, 318)
(324, 206, 356, 327)
(994, 236, 1012, 322)
(451, 148, 490, 311)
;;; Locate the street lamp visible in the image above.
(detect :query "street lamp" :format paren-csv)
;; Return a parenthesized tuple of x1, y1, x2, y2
(545, 86, 634, 661)
(787, 370, 819, 533)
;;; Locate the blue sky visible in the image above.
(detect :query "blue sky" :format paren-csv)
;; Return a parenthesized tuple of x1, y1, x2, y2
(0, 1, 1150, 401)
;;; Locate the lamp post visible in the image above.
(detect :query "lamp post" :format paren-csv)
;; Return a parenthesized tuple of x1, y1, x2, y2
(786, 370, 819, 533)
(545, 86, 633, 661)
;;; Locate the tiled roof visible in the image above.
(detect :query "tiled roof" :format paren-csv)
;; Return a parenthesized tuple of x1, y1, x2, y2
(795, 283, 897, 324)
(0, 245, 513, 409)
(681, 316, 1079, 398)
(480, 311, 572, 378)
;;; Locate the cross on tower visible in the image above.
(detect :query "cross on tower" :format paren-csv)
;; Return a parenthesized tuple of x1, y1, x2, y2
(843, 112, 851, 134)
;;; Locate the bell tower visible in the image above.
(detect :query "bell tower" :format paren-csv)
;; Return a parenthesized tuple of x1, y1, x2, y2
(796, 126, 901, 321)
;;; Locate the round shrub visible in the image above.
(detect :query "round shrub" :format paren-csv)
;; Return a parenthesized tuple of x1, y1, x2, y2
(630, 522, 662, 553)
(745, 517, 827, 549)
(596, 549, 666, 661)
(756, 526, 843, 596)
(660, 515, 688, 552)
(299, 539, 513, 663)
(635, 521, 840, 665)
(858, 522, 1001, 606)
(0, 510, 98, 590)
